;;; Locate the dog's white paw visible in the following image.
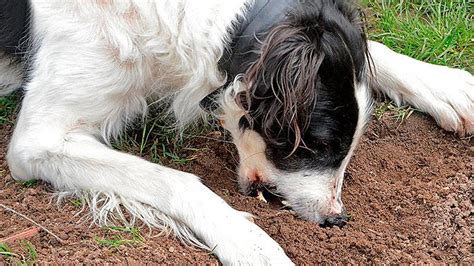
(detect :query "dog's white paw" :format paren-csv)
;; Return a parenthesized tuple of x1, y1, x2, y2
(369, 41, 473, 136)
(211, 216, 293, 265)
(404, 66, 473, 136)
(184, 187, 292, 265)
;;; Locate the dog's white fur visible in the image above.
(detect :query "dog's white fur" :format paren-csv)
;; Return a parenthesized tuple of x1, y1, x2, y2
(1, 0, 473, 264)
(6, 1, 292, 264)
(369, 41, 474, 134)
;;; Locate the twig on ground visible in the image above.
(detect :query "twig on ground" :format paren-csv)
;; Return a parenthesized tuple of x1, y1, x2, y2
(0, 227, 40, 244)
(0, 203, 65, 244)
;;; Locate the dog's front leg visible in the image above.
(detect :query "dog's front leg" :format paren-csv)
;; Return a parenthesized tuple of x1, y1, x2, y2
(7, 113, 292, 264)
(368, 41, 473, 135)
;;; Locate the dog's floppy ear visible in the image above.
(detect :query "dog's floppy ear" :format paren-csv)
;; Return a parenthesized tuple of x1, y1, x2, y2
(239, 22, 324, 154)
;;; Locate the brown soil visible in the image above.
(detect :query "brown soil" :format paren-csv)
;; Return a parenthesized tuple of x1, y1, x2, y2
(1, 111, 472, 264)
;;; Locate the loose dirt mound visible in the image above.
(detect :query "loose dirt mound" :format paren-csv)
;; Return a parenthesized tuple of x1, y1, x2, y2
(1, 112, 472, 264)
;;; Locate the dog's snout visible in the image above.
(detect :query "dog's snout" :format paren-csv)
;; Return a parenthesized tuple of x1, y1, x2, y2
(321, 213, 349, 228)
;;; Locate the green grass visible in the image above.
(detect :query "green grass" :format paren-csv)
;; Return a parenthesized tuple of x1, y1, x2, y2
(0, 241, 38, 265)
(21, 241, 38, 264)
(19, 180, 39, 188)
(363, 0, 472, 122)
(112, 109, 212, 165)
(0, 94, 19, 125)
(69, 198, 83, 207)
(363, 0, 473, 72)
(0, 242, 18, 259)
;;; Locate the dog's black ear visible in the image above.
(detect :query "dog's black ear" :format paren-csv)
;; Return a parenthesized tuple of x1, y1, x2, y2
(239, 22, 324, 154)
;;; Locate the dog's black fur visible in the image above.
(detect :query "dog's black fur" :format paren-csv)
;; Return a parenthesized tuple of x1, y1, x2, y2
(234, 0, 368, 172)
(0, 0, 30, 55)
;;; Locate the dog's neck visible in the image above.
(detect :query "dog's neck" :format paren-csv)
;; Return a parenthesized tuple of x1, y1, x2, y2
(200, 0, 297, 112)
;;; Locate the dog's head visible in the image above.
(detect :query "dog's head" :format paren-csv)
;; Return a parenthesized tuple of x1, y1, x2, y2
(216, 1, 372, 226)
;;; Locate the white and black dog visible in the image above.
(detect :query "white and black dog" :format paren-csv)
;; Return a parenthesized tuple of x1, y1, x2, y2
(1, 0, 472, 264)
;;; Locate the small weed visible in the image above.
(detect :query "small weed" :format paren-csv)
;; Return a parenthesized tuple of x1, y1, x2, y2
(69, 198, 83, 207)
(0, 94, 19, 125)
(21, 241, 38, 264)
(0, 241, 38, 265)
(374, 102, 392, 121)
(0, 242, 19, 258)
(95, 226, 144, 249)
(105, 226, 144, 242)
(113, 107, 214, 165)
(374, 102, 416, 125)
(390, 105, 416, 123)
(95, 237, 136, 249)
(19, 180, 38, 188)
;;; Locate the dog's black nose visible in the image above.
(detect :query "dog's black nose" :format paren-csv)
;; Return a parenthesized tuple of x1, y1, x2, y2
(321, 213, 349, 228)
